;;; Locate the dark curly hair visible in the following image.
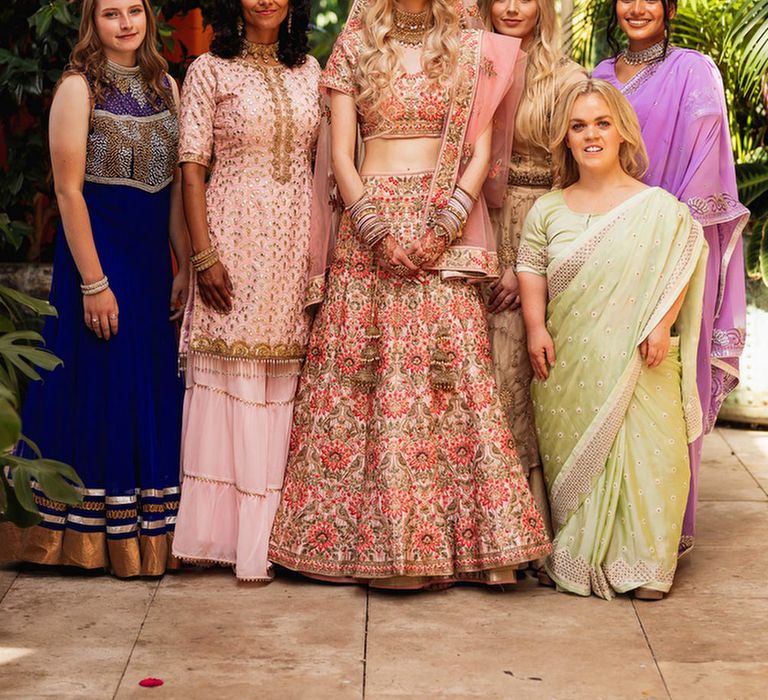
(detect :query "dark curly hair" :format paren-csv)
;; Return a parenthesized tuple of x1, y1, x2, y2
(607, 0, 678, 58)
(210, 0, 310, 68)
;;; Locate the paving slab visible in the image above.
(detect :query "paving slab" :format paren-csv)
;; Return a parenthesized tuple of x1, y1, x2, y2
(365, 578, 667, 699)
(636, 595, 768, 664)
(672, 545, 768, 599)
(693, 500, 768, 548)
(0, 564, 17, 602)
(659, 661, 768, 700)
(114, 569, 366, 700)
(719, 427, 768, 494)
(0, 572, 157, 699)
(698, 431, 767, 502)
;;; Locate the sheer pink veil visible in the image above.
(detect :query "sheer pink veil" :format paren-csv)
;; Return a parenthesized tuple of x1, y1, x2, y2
(305, 0, 525, 306)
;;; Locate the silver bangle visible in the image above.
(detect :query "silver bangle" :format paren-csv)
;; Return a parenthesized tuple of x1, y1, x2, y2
(80, 276, 109, 296)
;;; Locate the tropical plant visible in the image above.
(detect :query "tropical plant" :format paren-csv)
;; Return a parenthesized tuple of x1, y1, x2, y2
(0, 286, 83, 526)
(565, 0, 768, 285)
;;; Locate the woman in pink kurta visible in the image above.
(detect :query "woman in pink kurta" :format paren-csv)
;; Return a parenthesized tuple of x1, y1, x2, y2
(172, 0, 320, 581)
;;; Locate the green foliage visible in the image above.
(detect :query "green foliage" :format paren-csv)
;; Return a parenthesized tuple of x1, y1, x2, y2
(312, 0, 351, 65)
(567, 0, 768, 285)
(0, 285, 83, 526)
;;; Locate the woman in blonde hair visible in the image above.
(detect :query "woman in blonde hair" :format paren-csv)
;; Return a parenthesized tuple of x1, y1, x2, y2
(0, 0, 188, 577)
(477, 0, 584, 582)
(517, 79, 707, 600)
(268, 0, 552, 588)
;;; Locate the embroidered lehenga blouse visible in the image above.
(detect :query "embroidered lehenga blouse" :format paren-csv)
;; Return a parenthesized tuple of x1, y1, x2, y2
(172, 51, 321, 581)
(268, 24, 552, 586)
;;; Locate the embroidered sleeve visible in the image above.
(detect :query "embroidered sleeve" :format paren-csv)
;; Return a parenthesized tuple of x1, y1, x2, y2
(517, 199, 549, 276)
(178, 55, 216, 167)
(319, 33, 357, 96)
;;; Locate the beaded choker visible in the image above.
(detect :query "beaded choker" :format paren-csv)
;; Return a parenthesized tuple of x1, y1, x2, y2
(392, 8, 431, 46)
(242, 40, 279, 65)
(620, 39, 666, 66)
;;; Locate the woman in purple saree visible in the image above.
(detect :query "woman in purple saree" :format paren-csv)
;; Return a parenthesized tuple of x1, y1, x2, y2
(592, 0, 749, 554)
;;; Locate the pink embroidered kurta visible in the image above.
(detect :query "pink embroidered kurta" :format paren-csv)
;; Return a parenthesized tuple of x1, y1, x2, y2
(172, 51, 321, 581)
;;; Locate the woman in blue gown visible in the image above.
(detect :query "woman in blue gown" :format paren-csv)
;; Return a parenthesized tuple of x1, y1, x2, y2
(0, 0, 189, 577)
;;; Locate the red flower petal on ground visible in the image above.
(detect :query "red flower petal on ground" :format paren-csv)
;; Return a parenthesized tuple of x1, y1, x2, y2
(139, 678, 164, 688)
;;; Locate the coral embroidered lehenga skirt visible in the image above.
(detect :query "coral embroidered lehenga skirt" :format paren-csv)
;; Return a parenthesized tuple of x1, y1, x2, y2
(521, 189, 708, 599)
(268, 172, 552, 587)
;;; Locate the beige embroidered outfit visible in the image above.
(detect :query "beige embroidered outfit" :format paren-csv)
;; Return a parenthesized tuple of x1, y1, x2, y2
(486, 59, 585, 541)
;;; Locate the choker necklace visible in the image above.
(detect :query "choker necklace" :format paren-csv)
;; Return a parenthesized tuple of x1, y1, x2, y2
(242, 40, 279, 65)
(392, 8, 430, 46)
(621, 39, 667, 66)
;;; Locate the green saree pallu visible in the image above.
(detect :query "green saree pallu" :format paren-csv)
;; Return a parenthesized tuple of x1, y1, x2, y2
(524, 188, 708, 599)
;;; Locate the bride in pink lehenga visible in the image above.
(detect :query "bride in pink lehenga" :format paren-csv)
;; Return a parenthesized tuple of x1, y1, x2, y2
(268, 0, 552, 588)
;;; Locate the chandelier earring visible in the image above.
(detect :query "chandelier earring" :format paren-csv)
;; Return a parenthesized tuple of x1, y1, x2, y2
(287, 8, 293, 34)
(237, 16, 244, 36)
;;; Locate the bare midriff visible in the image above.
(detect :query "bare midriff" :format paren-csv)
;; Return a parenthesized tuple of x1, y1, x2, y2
(360, 136, 442, 175)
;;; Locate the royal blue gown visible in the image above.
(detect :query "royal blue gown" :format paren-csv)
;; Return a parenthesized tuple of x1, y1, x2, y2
(0, 62, 183, 577)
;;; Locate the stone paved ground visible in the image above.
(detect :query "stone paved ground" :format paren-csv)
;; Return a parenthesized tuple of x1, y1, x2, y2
(1, 427, 766, 699)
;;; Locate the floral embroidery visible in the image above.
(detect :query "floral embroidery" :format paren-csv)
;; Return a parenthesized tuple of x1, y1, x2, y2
(480, 56, 497, 78)
(268, 172, 552, 579)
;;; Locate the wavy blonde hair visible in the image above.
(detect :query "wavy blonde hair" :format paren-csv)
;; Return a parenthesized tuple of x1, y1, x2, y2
(550, 79, 649, 188)
(66, 0, 173, 110)
(478, 0, 565, 149)
(357, 0, 462, 110)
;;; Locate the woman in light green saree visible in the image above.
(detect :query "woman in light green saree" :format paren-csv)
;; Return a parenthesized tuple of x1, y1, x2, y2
(517, 79, 708, 600)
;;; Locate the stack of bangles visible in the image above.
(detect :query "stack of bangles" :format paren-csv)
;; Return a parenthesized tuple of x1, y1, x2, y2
(191, 246, 219, 273)
(80, 276, 109, 295)
(347, 195, 391, 248)
(433, 186, 476, 243)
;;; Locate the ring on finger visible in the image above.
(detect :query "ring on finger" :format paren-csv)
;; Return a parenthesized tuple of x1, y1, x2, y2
(91, 318, 99, 325)
(108, 314, 117, 320)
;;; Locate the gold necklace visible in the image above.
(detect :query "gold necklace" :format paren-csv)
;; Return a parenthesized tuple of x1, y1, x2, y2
(241, 40, 279, 65)
(391, 8, 430, 46)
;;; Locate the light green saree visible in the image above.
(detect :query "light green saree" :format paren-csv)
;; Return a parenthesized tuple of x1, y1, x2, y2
(528, 187, 708, 599)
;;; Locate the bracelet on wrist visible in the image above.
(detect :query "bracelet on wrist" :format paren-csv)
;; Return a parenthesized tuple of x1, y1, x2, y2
(191, 247, 220, 273)
(347, 194, 391, 249)
(80, 276, 109, 296)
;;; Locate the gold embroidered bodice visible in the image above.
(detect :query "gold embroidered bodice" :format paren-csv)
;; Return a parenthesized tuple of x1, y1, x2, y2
(85, 62, 178, 193)
(358, 72, 449, 141)
(319, 31, 449, 141)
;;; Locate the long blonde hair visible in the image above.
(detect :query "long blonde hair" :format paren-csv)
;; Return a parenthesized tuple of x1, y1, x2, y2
(478, 0, 565, 149)
(66, 0, 173, 109)
(550, 79, 649, 188)
(357, 0, 462, 111)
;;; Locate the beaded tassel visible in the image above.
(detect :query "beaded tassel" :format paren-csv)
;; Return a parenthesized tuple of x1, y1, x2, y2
(350, 324, 382, 389)
(429, 327, 457, 391)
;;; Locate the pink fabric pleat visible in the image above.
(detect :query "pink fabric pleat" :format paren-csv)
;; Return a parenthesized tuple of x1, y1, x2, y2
(172, 355, 298, 581)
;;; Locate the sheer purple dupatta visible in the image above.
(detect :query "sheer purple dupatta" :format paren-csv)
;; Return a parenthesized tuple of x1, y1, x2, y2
(593, 48, 750, 552)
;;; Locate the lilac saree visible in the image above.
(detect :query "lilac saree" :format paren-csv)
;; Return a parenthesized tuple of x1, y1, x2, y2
(593, 48, 749, 552)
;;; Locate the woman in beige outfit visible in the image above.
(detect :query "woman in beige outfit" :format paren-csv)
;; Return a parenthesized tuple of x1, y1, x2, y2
(479, 0, 585, 578)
